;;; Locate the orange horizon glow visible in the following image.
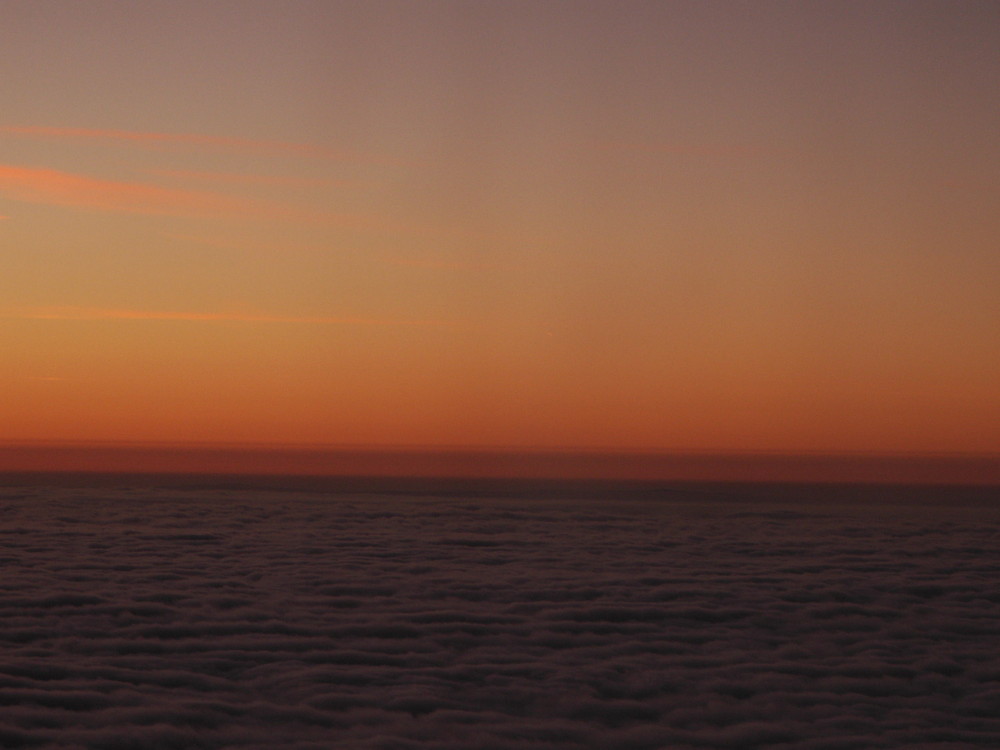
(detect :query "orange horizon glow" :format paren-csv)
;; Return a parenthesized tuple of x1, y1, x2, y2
(2, 3, 998, 480)
(0, 441, 997, 486)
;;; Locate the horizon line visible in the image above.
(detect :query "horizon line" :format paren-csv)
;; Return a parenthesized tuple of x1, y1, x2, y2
(1, 440, 997, 459)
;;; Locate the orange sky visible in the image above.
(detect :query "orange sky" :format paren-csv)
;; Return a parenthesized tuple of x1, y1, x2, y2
(1, 1, 998, 474)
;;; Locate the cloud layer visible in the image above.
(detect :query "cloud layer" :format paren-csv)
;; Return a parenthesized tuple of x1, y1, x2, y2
(0, 484, 998, 748)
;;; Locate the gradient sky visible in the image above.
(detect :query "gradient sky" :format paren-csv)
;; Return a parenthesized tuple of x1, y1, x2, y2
(2, 0, 998, 457)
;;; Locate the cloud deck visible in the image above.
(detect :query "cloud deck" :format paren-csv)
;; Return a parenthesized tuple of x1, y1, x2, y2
(1, 485, 998, 748)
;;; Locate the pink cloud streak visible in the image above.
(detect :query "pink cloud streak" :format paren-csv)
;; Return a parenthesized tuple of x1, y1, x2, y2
(2, 306, 459, 328)
(0, 164, 318, 220)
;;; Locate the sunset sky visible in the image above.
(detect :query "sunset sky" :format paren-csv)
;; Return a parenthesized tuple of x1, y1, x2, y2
(2, 0, 998, 467)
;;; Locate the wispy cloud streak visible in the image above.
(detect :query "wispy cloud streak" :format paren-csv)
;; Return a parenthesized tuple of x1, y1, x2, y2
(0, 164, 317, 220)
(2, 306, 459, 328)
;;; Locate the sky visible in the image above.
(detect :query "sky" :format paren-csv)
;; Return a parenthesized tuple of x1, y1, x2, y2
(1, 0, 998, 467)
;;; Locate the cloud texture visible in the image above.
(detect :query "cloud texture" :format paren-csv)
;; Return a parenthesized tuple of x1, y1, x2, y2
(0, 484, 998, 748)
